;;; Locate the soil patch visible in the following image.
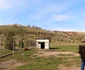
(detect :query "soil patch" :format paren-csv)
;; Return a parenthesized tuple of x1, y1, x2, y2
(58, 64, 80, 70)
(0, 59, 24, 70)
(33, 50, 80, 57)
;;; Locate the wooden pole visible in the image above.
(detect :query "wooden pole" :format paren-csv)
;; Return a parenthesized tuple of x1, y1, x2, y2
(13, 36, 14, 54)
(0, 41, 2, 58)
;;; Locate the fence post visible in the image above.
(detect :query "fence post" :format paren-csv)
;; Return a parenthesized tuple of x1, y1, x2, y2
(13, 36, 15, 55)
(0, 41, 2, 58)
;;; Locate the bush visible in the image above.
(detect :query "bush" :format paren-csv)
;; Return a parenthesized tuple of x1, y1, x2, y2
(4, 32, 15, 50)
(24, 47, 29, 51)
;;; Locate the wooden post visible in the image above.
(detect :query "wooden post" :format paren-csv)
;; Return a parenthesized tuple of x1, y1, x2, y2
(13, 37, 14, 54)
(0, 41, 2, 58)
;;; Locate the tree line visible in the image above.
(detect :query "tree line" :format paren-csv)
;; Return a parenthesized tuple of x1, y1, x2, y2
(1, 32, 36, 50)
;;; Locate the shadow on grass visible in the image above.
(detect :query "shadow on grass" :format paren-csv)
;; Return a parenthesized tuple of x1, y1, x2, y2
(45, 48, 60, 52)
(49, 48, 60, 49)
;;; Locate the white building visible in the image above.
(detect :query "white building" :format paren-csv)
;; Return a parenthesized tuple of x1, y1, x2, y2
(36, 39, 50, 49)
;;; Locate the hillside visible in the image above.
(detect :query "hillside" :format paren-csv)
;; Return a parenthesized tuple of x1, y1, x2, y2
(0, 24, 85, 43)
(54, 31, 85, 43)
(0, 24, 54, 34)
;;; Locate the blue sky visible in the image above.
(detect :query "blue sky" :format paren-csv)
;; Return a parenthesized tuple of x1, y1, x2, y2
(0, 0, 85, 32)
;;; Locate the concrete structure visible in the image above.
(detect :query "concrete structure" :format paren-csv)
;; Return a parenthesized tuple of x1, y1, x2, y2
(36, 39, 50, 49)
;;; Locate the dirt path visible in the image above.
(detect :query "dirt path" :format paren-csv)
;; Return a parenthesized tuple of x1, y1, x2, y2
(33, 50, 80, 57)
(58, 64, 80, 70)
(0, 59, 24, 70)
(32, 50, 80, 70)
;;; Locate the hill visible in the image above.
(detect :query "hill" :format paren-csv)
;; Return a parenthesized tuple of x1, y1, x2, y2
(54, 31, 85, 43)
(0, 24, 85, 43)
(0, 24, 54, 34)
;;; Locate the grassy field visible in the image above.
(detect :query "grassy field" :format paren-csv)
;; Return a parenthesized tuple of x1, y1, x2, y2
(0, 44, 81, 70)
(0, 48, 13, 55)
(50, 44, 79, 52)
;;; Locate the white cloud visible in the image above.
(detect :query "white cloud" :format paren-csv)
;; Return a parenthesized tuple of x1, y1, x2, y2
(0, 0, 9, 9)
(29, 0, 77, 21)
(39, 4, 65, 14)
(52, 14, 72, 21)
(29, 4, 67, 20)
(0, 0, 27, 10)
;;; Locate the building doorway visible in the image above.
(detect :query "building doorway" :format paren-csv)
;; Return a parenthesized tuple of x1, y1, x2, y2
(41, 42, 45, 49)
(36, 39, 49, 49)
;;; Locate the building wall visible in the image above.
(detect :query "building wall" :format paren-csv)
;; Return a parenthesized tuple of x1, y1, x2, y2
(36, 39, 49, 49)
(45, 42, 49, 49)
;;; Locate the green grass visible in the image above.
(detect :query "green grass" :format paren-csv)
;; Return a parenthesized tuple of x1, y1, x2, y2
(0, 44, 81, 70)
(0, 49, 37, 62)
(0, 48, 12, 55)
(16, 57, 62, 70)
(15, 56, 80, 70)
(50, 44, 79, 52)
